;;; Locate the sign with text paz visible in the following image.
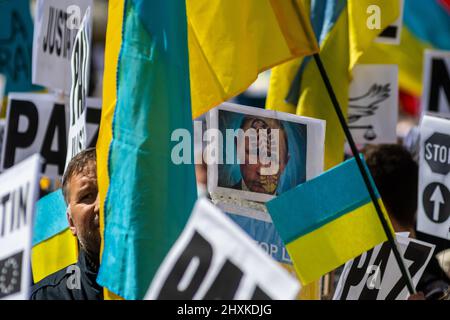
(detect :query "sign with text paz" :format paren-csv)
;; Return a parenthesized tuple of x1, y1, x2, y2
(0, 0, 39, 95)
(421, 50, 450, 116)
(1, 93, 101, 179)
(374, 0, 404, 45)
(0, 154, 40, 300)
(65, 7, 91, 171)
(32, 0, 92, 93)
(145, 199, 300, 300)
(333, 235, 435, 300)
(418, 115, 450, 240)
(348, 64, 398, 144)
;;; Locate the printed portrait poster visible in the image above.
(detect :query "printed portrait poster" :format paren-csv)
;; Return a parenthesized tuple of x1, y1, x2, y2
(348, 65, 399, 144)
(0, 154, 40, 300)
(32, 0, 92, 93)
(206, 103, 325, 203)
(145, 198, 300, 300)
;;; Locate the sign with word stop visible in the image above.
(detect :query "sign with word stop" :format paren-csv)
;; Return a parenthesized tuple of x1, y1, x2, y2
(418, 115, 450, 240)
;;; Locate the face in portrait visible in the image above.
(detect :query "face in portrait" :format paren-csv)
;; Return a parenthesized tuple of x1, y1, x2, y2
(234, 117, 290, 195)
(213, 105, 311, 203)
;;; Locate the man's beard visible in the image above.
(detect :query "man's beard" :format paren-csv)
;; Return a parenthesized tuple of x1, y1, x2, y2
(79, 228, 101, 261)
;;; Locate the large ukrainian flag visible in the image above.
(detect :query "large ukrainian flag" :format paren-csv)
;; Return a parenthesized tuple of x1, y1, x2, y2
(96, 0, 197, 300)
(266, 0, 401, 170)
(97, 0, 319, 300)
(267, 157, 394, 285)
(360, 0, 450, 98)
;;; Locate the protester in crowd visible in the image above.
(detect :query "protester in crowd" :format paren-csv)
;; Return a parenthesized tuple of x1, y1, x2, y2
(364, 144, 450, 300)
(232, 116, 290, 195)
(30, 148, 103, 300)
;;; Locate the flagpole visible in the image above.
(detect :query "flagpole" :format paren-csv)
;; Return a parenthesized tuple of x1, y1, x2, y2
(313, 53, 416, 295)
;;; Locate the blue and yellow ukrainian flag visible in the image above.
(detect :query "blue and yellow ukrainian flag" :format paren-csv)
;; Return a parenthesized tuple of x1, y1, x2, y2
(360, 0, 450, 98)
(97, 0, 319, 300)
(31, 189, 77, 283)
(96, 0, 198, 300)
(266, 157, 394, 285)
(266, 0, 400, 170)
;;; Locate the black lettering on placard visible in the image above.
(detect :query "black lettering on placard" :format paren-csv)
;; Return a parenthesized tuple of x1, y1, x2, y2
(359, 242, 391, 299)
(157, 231, 213, 299)
(86, 107, 101, 148)
(0, 184, 28, 239)
(41, 104, 67, 175)
(379, 25, 398, 39)
(251, 286, 271, 300)
(385, 241, 431, 300)
(203, 260, 243, 300)
(17, 183, 28, 231)
(428, 58, 450, 113)
(42, 6, 73, 59)
(339, 249, 374, 299)
(0, 193, 10, 237)
(3, 100, 38, 169)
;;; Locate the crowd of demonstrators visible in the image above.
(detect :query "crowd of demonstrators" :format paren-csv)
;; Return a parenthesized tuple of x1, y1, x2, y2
(364, 144, 450, 300)
(28, 140, 449, 300)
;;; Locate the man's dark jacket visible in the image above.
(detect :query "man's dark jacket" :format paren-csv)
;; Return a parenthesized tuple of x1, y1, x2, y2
(30, 249, 103, 300)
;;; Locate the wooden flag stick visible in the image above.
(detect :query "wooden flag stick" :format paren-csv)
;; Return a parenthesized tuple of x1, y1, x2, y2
(313, 53, 416, 295)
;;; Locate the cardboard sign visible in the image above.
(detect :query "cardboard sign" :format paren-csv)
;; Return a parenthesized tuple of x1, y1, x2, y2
(0, 0, 39, 94)
(65, 7, 91, 171)
(0, 154, 40, 300)
(417, 115, 450, 240)
(32, 0, 92, 93)
(206, 102, 325, 203)
(348, 65, 398, 144)
(333, 235, 435, 300)
(1, 93, 101, 178)
(374, 0, 404, 45)
(145, 199, 300, 300)
(421, 50, 450, 116)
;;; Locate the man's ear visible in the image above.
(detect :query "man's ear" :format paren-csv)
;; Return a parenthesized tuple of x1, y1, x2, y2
(67, 207, 77, 236)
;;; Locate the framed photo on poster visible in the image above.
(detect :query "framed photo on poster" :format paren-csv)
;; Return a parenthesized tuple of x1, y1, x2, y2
(206, 102, 325, 203)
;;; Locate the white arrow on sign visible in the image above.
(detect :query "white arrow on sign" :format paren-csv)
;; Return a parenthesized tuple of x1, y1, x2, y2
(430, 185, 445, 221)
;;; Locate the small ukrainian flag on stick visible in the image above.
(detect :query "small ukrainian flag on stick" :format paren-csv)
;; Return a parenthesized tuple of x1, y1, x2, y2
(267, 156, 395, 285)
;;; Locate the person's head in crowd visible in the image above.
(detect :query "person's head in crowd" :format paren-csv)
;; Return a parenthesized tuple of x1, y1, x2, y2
(364, 144, 418, 236)
(62, 148, 100, 262)
(236, 116, 290, 195)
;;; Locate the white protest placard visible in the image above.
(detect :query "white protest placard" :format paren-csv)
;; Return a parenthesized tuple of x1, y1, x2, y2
(32, 0, 92, 93)
(421, 50, 450, 116)
(0, 154, 40, 300)
(65, 7, 91, 171)
(1, 93, 101, 178)
(374, 0, 404, 45)
(145, 198, 300, 300)
(333, 235, 435, 300)
(417, 115, 450, 240)
(347, 65, 398, 144)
